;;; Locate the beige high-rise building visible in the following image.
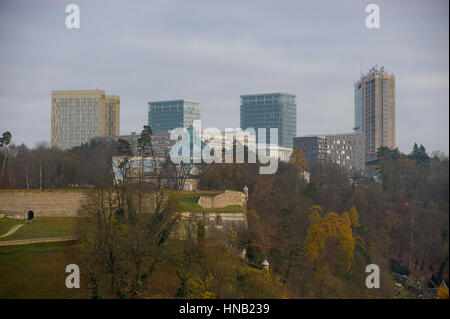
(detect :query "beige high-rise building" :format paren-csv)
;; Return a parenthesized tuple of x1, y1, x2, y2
(51, 90, 120, 149)
(354, 66, 395, 162)
(104, 95, 120, 137)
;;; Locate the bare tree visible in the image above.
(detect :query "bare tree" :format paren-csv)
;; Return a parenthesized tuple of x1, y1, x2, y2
(78, 149, 180, 298)
(168, 160, 190, 190)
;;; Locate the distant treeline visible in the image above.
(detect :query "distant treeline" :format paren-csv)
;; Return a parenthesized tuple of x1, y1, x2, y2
(0, 138, 116, 189)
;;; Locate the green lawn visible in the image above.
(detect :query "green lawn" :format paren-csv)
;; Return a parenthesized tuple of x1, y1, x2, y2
(0, 217, 24, 236)
(0, 241, 89, 298)
(0, 217, 77, 241)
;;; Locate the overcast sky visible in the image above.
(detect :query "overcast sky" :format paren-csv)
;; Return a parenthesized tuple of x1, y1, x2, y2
(0, 0, 448, 153)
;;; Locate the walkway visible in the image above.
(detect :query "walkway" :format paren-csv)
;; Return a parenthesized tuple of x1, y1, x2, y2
(0, 236, 78, 247)
(0, 223, 24, 238)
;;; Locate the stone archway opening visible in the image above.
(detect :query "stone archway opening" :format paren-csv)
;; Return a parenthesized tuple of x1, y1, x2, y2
(27, 210, 34, 221)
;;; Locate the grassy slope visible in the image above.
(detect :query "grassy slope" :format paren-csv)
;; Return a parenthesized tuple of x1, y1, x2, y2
(0, 217, 77, 241)
(0, 217, 23, 236)
(0, 191, 244, 298)
(0, 241, 88, 298)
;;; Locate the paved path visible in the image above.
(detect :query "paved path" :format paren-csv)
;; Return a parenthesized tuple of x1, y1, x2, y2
(0, 223, 24, 238)
(0, 236, 78, 247)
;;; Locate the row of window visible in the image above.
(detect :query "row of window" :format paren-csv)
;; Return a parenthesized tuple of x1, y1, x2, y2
(54, 97, 100, 103)
(241, 95, 296, 104)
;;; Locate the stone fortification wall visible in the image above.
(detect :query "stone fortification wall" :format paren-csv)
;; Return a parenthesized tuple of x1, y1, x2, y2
(197, 190, 245, 208)
(0, 190, 88, 217)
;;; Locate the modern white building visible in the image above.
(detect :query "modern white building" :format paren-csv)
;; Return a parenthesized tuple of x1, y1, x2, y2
(201, 129, 257, 155)
(256, 144, 293, 163)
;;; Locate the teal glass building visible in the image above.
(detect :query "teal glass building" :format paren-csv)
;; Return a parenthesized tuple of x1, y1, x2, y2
(148, 99, 200, 133)
(240, 93, 297, 148)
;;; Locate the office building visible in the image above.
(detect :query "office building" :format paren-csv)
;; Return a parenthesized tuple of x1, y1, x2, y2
(240, 93, 297, 148)
(51, 90, 120, 150)
(355, 66, 395, 162)
(293, 132, 365, 171)
(148, 99, 200, 133)
(104, 95, 120, 137)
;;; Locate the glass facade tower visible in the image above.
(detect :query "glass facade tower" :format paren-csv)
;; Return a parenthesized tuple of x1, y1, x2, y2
(240, 93, 297, 148)
(148, 99, 200, 133)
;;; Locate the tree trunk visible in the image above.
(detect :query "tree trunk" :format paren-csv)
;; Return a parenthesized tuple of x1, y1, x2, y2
(0, 150, 7, 188)
(39, 160, 43, 190)
(25, 164, 30, 190)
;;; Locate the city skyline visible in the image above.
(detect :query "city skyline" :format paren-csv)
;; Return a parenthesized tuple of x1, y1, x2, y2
(0, 0, 448, 154)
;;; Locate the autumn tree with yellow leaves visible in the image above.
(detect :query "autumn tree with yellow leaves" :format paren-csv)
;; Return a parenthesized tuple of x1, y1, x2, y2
(303, 205, 361, 271)
(435, 285, 449, 299)
(298, 205, 368, 297)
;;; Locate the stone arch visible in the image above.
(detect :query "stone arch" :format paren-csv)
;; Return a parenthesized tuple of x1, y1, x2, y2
(27, 210, 34, 220)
